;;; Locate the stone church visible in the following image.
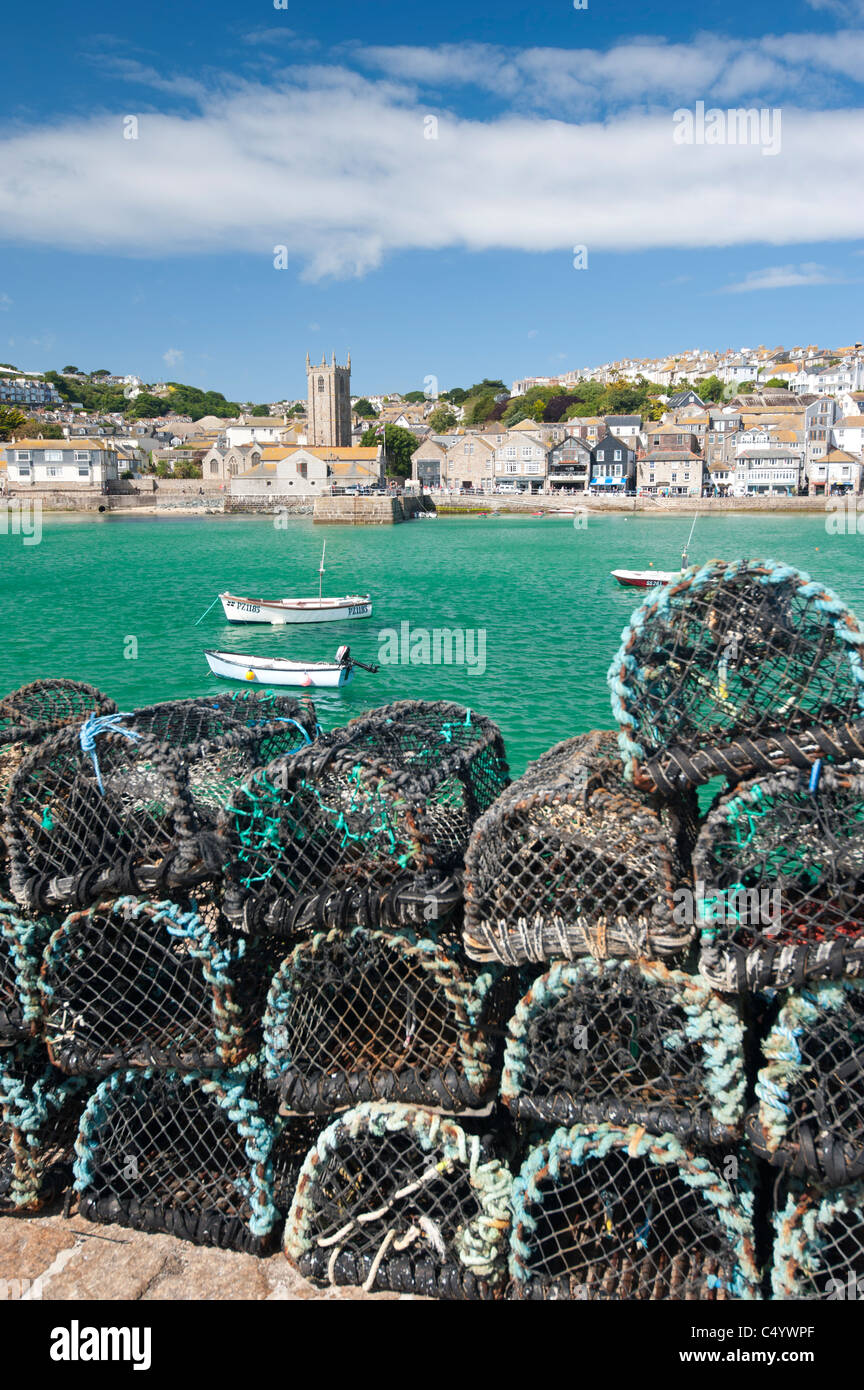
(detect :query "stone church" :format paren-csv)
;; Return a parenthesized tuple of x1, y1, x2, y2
(306, 351, 352, 447)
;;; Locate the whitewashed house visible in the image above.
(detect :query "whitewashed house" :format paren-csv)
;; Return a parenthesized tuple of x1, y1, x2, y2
(1, 438, 119, 489)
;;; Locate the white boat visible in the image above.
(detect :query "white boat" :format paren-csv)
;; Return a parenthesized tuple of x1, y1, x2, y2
(218, 542, 372, 624)
(219, 592, 372, 625)
(204, 644, 378, 689)
(611, 568, 680, 589)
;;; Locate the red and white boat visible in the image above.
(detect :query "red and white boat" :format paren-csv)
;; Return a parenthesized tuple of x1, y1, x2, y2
(611, 568, 680, 589)
(611, 516, 698, 590)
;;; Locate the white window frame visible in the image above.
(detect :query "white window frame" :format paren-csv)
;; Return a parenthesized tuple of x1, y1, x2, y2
(15, 450, 31, 462)
(74, 451, 91, 463)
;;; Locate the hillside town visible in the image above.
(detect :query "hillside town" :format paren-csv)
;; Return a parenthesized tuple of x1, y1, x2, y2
(2, 340, 864, 503)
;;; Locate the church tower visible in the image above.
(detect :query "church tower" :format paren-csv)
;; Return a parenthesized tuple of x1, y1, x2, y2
(305, 351, 352, 447)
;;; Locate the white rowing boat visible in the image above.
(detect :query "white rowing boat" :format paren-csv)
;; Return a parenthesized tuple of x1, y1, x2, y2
(219, 592, 372, 624)
(218, 542, 372, 624)
(204, 644, 378, 689)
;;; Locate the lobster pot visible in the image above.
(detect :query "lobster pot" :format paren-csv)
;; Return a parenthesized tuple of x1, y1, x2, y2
(0, 678, 116, 743)
(284, 1102, 512, 1299)
(0, 901, 55, 1044)
(0, 1042, 89, 1212)
(263, 926, 507, 1115)
(40, 896, 255, 1076)
(501, 959, 745, 1144)
(608, 558, 864, 795)
(123, 694, 318, 825)
(0, 680, 117, 807)
(696, 765, 864, 991)
(773, 1181, 864, 1300)
(221, 700, 509, 936)
(73, 1067, 281, 1254)
(4, 723, 209, 913)
(463, 731, 694, 966)
(510, 1125, 759, 1301)
(748, 979, 864, 1185)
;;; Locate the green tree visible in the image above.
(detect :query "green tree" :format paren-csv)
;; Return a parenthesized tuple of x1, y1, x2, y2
(736, 381, 757, 393)
(428, 406, 457, 432)
(23, 419, 64, 438)
(0, 406, 28, 440)
(462, 391, 497, 426)
(530, 397, 548, 422)
(402, 390, 427, 403)
(440, 387, 468, 405)
(360, 423, 416, 478)
(694, 374, 725, 403)
(248, 404, 273, 417)
(61, 365, 80, 374)
(127, 392, 168, 418)
(90, 368, 111, 378)
(353, 398, 378, 418)
(174, 459, 203, 479)
(763, 378, 790, 390)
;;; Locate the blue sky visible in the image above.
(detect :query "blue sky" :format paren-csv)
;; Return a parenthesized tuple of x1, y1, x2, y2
(1, 0, 863, 400)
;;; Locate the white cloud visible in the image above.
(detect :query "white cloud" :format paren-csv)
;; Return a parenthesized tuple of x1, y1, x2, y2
(354, 32, 864, 114)
(1, 60, 864, 279)
(163, 348, 184, 366)
(722, 263, 846, 292)
(0, 293, 11, 311)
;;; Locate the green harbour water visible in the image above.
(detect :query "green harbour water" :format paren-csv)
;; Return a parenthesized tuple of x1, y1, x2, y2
(3, 508, 863, 775)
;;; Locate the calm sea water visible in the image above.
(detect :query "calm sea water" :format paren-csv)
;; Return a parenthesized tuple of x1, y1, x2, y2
(3, 510, 862, 775)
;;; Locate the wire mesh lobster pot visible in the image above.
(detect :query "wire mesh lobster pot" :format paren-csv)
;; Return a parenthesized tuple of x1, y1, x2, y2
(772, 1180, 864, 1300)
(221, 700, 509, 937)
(462, 730, 695, 965)
(608, 558, 864, 796)
(0, 680, 117, 808)
(500, 959, 745, 1144)
(284, 1102, 512, 1299)
(39, 896, 261, 1076)
(4, 721, 215, 913)
(0, 900, 52, 1045)
(0, 1042, 89, 1212)
(695, 764, 864, 991)
(263, 925, 508, 1115)
(747, 978, 864, 1185)
(122, 694, 318, 825)
(73, 1066, 281, 1254)
(510, 1124, 759, 1300)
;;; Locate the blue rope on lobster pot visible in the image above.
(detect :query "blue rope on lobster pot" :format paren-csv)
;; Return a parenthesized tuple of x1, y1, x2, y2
(510, 1123, 760, 1301)
(219, 699, 509, 939)
(263, 924, 511, 1116)
(607, 558, 864, 796)
(500, 958, 746, 1145)
(39, 896, 259, 1077)
(3, 713, 215, 914)
(112, 693, 318, 827)
(73, 1062, 282, 1255)
(695, 763, 864, 992)
(0, 899, 55, 1044)
(748, 978, 864, 1186)
(284, 1101, 512, 1299)
(0, 1040, 90, 1213)
(772, 1178, 864, 1300)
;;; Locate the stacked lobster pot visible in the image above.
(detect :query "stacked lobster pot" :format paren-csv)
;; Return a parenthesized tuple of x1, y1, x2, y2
(227, 700, 517, 1297)
(0, 687, 320, 1250)
(607, 557, 864, 1300)
(0, 680, 121, 1217)
(754, 979, 864, 1299)
(0, 896, 88, 1215)
(462, 726, 755, 1300)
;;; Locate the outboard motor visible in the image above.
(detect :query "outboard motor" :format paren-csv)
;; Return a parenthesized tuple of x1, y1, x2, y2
(336, 645, 351, 666)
